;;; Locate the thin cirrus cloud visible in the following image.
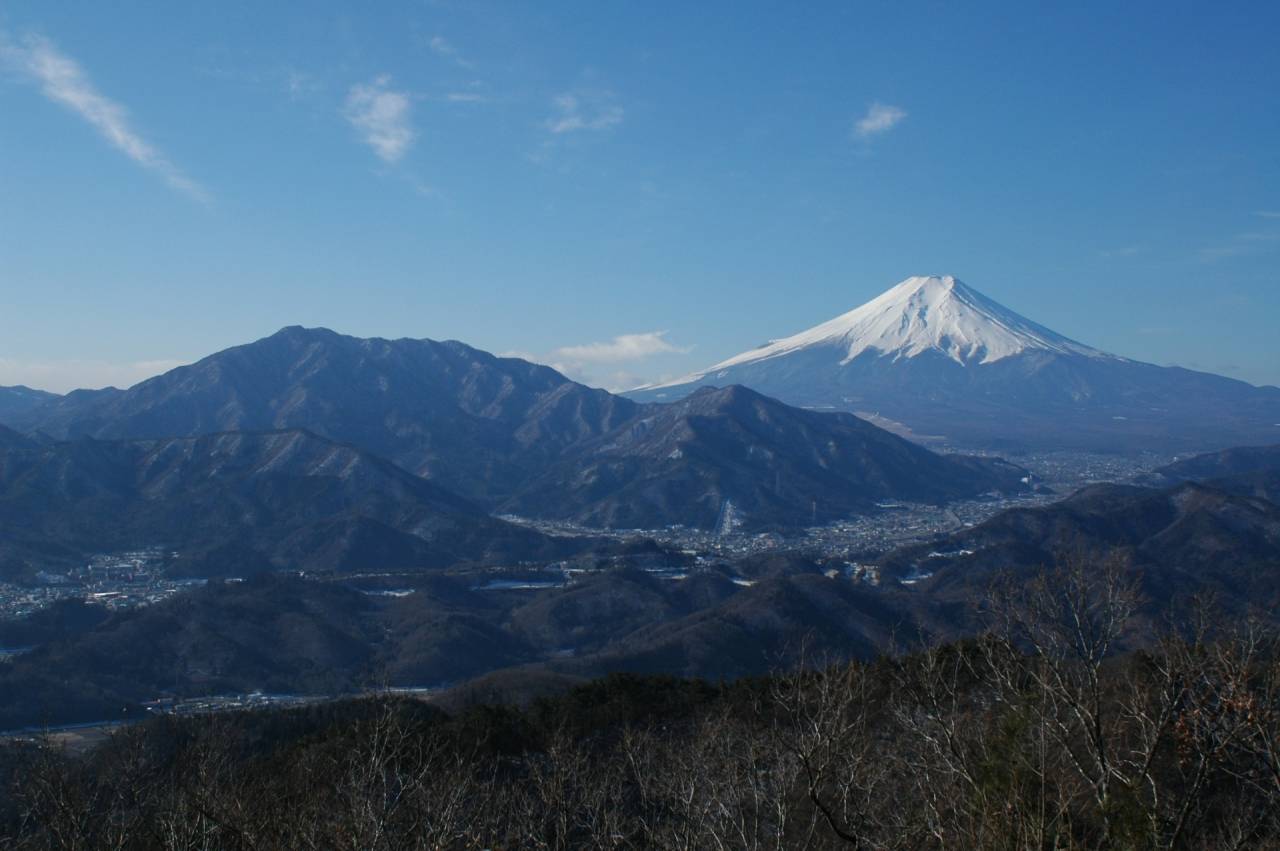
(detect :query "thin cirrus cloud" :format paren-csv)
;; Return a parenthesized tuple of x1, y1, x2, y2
(427, 36, 473, 70)
(343, 75, 415, 163)
(1099, 244, 1146, 259)
(1198, 226, 1280, 262)
(545, 92, 624, 134)
(853, 101, 907, 138)
(0, 31, 208, 202)
(502, 332, 690, 391)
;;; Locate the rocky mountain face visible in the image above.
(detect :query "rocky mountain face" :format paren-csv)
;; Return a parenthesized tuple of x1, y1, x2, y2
(0, 429, 568, 580)
(629, 276, 1280, 452)
(0, 425, 35, 452)
(500, 384, 1029, 529)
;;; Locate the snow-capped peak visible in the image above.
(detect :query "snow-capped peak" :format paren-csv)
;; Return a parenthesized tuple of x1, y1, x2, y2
(641, 275, 1111, 390)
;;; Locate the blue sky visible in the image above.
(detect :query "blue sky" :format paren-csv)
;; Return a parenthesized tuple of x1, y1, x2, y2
(1, 1, 1278, 393)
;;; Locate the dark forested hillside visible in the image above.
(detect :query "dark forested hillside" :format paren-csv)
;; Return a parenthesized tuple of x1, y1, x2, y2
(878, 480, 1280, 631)
(1144, 442, 1280, 485)
(0, 429, 570, 580)
(0, 568, 911, 731)
(499, 385, 1028, 529)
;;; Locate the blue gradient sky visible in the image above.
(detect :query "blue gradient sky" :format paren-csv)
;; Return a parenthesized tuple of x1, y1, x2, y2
(2, 1, 1278, 392)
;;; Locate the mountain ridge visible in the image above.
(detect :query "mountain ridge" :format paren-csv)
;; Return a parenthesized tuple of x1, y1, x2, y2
(0, 385, 60, 422)
(5, 326, 640, 504)
(629, 276, 1280, 452)
(4, 326, 1026, 530)
(498, 384, 1029, 529)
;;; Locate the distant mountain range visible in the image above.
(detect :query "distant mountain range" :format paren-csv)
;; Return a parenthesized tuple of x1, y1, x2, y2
(0, 326, 1026, 537)
(629, 276, 1280, 452)
(3, 313, 1279, 731)
(4, 327, 638, 504)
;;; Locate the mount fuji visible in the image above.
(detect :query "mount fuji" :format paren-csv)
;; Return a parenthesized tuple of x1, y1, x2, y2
(629, 276, 1280, 452)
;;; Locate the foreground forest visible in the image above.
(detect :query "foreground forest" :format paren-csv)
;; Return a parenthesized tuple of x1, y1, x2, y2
(2, 564, 1278, 850)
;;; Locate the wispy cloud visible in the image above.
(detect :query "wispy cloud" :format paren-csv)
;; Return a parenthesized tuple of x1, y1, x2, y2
(343, 75, 414, 163)
(545, 91, 624, 134)
(853, 102, 907, 139)
(1198, 244, 1252, 262)
(197, 62, 323, 104)
(1199, 227, 1280, 262)
(1099, 244, 1146, 259)
(1255, 210, 1280, 219)
(553, 332, 690, 363)
(502, 331, 690, 390)
(427, 35, 473, 69)
(284, 68, 320, 100)
(0, 31, 208, 201)
(439, 78, 492, 105)
(0, 357, 187, 394)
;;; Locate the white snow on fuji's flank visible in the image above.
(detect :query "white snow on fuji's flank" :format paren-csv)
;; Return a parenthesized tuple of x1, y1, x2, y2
(638, 276, 1114, 391)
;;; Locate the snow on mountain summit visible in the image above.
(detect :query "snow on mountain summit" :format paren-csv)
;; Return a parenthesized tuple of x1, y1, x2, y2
(644, 276, 1108, 390)
(731, 275, 1105, 367)
(627, 276, 1280, 453)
